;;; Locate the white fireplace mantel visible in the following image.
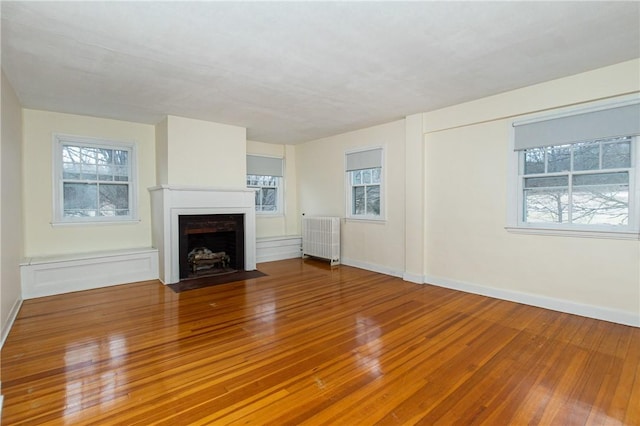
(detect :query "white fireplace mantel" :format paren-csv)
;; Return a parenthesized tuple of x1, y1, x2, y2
(149, 185, 257, 284)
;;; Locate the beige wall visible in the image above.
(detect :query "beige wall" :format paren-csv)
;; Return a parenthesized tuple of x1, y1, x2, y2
(422, 59, 640, 318)
(1, 71, 24, 338)
(22, 110, 156, 257)
(246, 140, 299, 238)
(164, 115, 246, 188)
(296, 120, 406, 274)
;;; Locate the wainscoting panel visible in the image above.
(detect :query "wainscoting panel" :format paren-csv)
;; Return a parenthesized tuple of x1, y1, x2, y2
(21, 248, 159, 299)
(256, 236, 302, 264)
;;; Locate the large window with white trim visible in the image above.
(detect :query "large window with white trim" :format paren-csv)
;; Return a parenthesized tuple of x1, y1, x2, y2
(510, 99, 640, 237)
(53, 134, 137, 224)
(246, 155, 284, 214)
(346, 148, 384, 220)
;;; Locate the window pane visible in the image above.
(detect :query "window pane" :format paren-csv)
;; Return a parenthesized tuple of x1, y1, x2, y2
(372, 168, 381, 184)
(366, 185, 380, 215)
(113, 166, 129, 182)
(572, 185, 628, 225)
(113, 150, 128, 166)
(81, 164, 98, 181)
(353, 186, 365, 215)
(602, 140, 631, 169)
(261, 188, 277, 211)
(524, 176, 568, 188)
(81, 147, 98, 165)
(99, 184, 129, 216)
(573, 142, 600, 171)
(254, 189, 261, 208)
(96, 148, 112, 165)
(573, 172, 628, 186)
(63, 162, 81, 179)
(353, 171, 362, 185)
(524, 188, 569, 223)
(524, 148, 545, 174)
(63, 183, 98, 217)
(98, 165, 114, 181)
(362, 169, 371, 184)
(62, 145, 81, 163)
(547, 145, 571, 173)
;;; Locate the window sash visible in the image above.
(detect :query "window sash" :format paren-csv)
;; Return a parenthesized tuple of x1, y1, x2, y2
(53, 135, 137, 224)
(246, 175, 282, 214)
(347, 165, 383, 219)
(518, 138, 635, 229)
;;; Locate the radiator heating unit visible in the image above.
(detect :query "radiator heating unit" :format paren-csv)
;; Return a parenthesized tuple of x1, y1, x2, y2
(302, 216, 340, 265)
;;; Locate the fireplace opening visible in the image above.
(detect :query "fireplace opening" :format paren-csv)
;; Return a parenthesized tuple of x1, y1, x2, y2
(178, 214, 245, 280)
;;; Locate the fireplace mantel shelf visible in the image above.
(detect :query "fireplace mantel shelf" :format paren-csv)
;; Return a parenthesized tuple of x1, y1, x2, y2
(149, 185, 256, 194)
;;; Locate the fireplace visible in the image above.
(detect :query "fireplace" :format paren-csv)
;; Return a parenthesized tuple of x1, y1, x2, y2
(179, 214, 244, 279)
(149, 185, 257, 284)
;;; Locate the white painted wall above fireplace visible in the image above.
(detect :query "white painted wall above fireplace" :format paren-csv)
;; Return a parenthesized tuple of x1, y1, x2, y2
(149, 185, 257, 284)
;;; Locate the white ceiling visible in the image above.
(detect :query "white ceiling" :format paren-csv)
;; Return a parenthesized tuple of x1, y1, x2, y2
(2, 1, 639, 144)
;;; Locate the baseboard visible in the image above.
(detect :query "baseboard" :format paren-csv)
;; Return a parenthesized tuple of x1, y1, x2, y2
(256, 236, 302, 264)
(1, 297, 23, 349)
(402, 272, 423, 284)
(21, 247, 159, 299)
(424, 274, 640, 328)
(341, 257, 404, 278)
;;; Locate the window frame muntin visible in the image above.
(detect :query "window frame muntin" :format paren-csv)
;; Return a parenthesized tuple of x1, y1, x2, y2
(52, 133, 139, 225)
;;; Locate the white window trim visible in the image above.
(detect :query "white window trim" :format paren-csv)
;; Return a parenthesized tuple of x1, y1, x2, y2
(52, 133, 139, 225)
(506, 96, 640, 240)
(345, 146, 386, 221)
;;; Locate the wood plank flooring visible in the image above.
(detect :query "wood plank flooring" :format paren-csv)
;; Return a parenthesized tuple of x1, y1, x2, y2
(2, 258, 639, 425)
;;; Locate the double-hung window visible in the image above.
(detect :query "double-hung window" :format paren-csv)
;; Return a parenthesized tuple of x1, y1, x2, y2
(509, 99, 640, 238)
(246, 155, 284, 214)
(346, 147, 384, 220)
(53, 134, 137, 224)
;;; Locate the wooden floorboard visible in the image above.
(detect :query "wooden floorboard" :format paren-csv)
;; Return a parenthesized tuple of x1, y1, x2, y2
(2, 258, 638, 425)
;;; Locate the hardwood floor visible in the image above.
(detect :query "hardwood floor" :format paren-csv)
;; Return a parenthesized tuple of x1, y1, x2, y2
(2, 258, 639, 425)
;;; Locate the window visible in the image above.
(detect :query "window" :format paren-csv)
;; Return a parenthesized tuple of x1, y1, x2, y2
(346, 148, 384, 220)
(246, 155, 284, 215)
(53, 134, 137, 224)
(509, 98, 640, 238)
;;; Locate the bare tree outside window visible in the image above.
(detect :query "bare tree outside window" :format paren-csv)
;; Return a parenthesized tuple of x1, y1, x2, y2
(522, 137, 631, 226)
(61, 144, 131, 218)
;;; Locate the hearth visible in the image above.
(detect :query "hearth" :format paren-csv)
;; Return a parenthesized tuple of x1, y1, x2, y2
(179, 214, 244, 279)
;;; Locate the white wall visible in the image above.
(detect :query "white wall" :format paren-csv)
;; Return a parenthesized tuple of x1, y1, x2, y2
(22, 110, 156, 257)
(422, 59, 640, 324)
(296, 120, 406, 276)
(164, 115, 246, 188)
(246, 140, 299, 238)
(1, 71, 24, 342)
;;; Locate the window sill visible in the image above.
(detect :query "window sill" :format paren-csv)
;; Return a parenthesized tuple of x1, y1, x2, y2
(345, 217, 386, 224)
(505, 226, 640, 240)
(51, 218, 141, 227)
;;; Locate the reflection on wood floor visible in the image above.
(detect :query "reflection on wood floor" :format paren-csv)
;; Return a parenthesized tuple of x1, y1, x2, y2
(2, 258, 639, 424)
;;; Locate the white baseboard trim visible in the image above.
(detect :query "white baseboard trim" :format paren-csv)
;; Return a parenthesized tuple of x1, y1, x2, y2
(256, 236, 302, 264)
(341, 257, 404, 278)
(402, 272, 424, 284)
(424, 274, 640, 328)
(1, 297, 23, 349)
(21, 247, 159, 299)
